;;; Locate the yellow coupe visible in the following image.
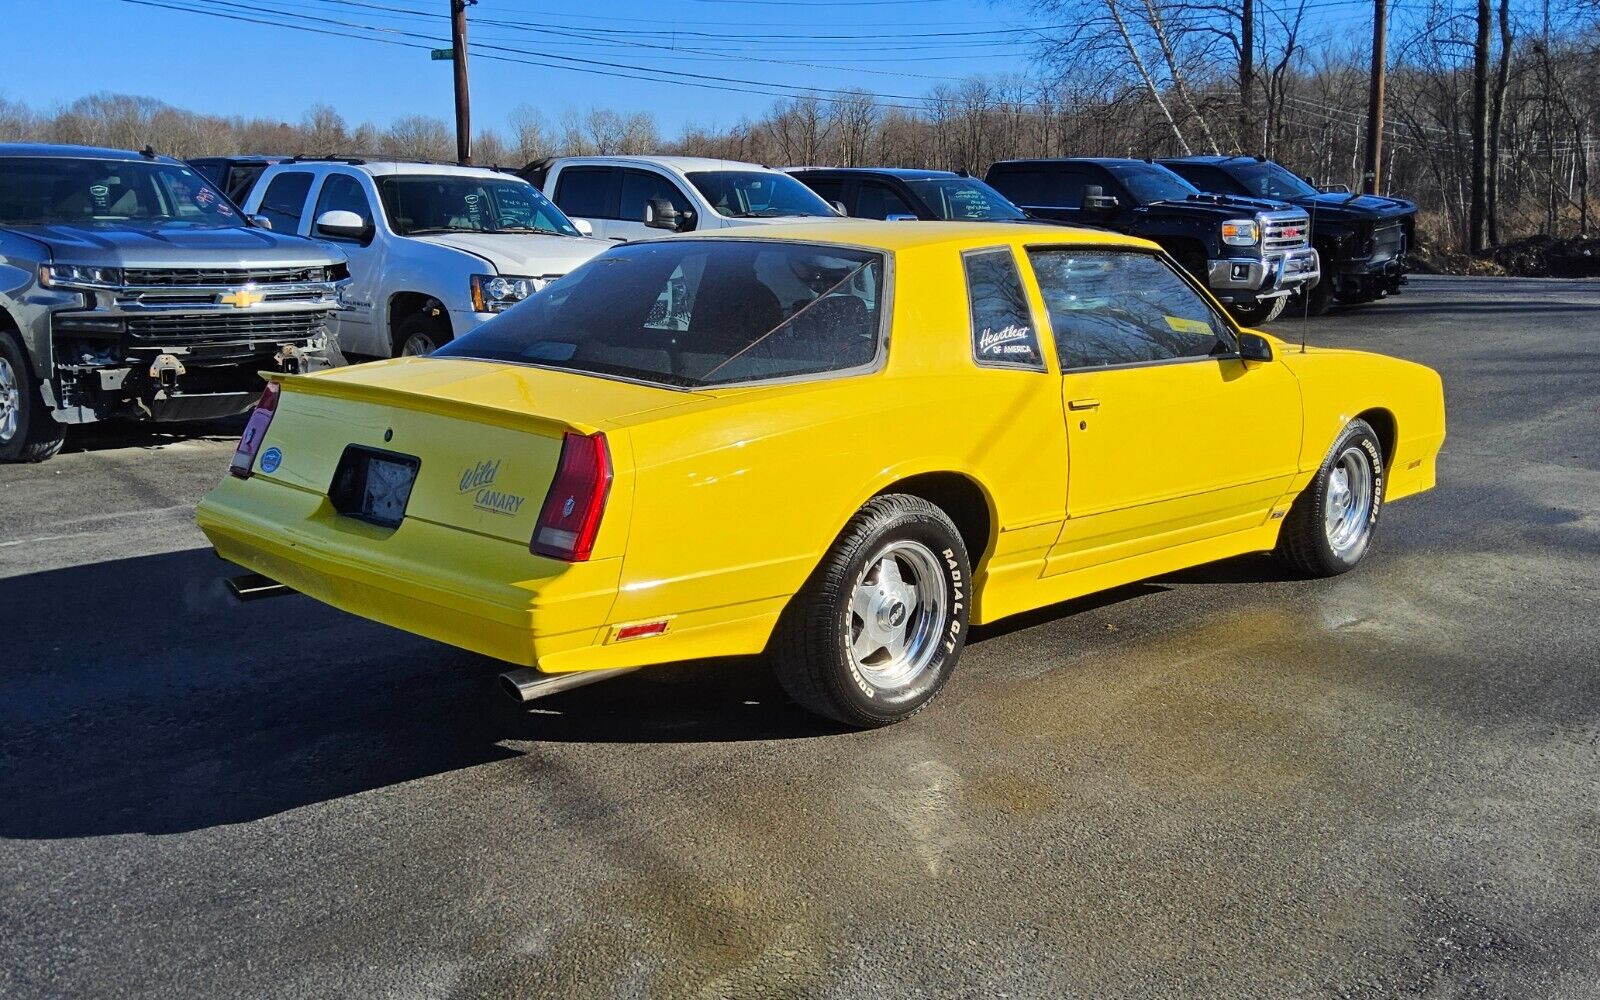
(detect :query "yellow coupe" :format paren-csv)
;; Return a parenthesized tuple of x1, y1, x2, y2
(197, 222, 1444, 726)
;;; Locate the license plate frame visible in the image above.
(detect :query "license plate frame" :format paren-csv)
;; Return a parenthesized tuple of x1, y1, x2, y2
(329, 446, 421, 529)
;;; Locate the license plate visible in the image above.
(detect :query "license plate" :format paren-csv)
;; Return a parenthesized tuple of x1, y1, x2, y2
(330, 447, 420, 528)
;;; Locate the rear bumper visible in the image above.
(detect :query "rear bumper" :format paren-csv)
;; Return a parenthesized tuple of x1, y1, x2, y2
(196, 474, 622, 670)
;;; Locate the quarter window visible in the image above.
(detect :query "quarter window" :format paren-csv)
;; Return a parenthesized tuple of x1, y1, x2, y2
(855, 181, 917, 220)
(963, 247, 1043, 370)
(1028, 249, 1235, 369)
(257, 171, 313, 234)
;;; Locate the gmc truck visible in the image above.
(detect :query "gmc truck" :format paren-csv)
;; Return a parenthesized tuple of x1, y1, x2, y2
(985, 158, 1320, 325)
(1159, 155, 1415, 314)
(0, 143, 345, 463)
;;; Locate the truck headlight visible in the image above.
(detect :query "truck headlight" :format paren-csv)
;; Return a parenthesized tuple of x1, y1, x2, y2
(471, 273, 542, 313)
(40, 263, 124, 289)
(1220, 220, 1260, 247)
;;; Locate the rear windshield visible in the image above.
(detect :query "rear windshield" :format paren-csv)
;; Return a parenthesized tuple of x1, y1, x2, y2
(685, 170, 835, 219)
(435, 239, 886, 388)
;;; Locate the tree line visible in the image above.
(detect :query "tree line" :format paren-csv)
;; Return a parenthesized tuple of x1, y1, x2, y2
(1, 0, 1595, 254)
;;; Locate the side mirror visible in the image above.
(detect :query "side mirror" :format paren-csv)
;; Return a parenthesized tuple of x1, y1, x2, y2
(1239, 331, 1274, 362)
(1302, 175, 1315, 186)
(1081, 184, 1119, 211)
(829, 199, 848, 217)
(570, 217, 594, 237)
(644, 198, 682, 231)
(249, 214, 273, 230)
(314, 209, 370, 242)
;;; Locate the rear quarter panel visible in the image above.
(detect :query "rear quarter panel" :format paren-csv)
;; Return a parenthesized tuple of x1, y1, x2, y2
(606, 241, 1070, 639)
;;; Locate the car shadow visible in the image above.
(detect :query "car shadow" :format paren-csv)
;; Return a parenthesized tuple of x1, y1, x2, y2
(0, 545, 1295, 839)
(59, 416, 246, 455)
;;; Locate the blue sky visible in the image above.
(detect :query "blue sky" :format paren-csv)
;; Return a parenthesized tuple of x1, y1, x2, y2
(6, 0, 1060, 136)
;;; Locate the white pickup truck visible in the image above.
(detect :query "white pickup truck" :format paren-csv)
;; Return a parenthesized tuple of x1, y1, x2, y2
(245, 158, 609, 356)
(525, 156, 844, 242)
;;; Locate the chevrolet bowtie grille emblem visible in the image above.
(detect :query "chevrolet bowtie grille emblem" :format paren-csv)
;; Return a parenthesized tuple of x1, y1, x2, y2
(219, 288, 265, 308)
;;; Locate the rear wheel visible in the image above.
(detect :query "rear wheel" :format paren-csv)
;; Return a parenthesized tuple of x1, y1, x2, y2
(771, 494, 970, 727)
(0, 334, 65, 464)
(1230, 295, 1288, 327)
(1276, 418, 1384, 576)
(394, 312, 451, 357)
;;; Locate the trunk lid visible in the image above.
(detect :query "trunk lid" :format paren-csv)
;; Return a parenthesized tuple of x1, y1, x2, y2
(253, 357, 696, 543)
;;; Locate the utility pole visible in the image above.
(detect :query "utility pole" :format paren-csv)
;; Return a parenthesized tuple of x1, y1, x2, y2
(1240, 0, 1255, 153)
(1470, 0, 1491, 251)
(450, 0, 475, 165)
(1362, 0, 1387, 193)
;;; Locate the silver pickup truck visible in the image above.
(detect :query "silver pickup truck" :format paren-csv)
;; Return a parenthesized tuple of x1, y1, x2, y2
(0, 143, 347, 462)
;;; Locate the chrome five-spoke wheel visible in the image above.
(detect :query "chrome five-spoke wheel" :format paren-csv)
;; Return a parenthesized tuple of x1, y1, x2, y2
(1324, 444, 1374, 557)
(847, 540, 948, 691)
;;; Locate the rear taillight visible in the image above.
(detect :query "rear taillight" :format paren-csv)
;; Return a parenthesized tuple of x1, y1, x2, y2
(531, 431, 612, 561)
(229, 381, 281, 478)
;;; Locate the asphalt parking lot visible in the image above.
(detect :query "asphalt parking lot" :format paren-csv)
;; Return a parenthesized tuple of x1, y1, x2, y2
(2, 275, 1597, 999)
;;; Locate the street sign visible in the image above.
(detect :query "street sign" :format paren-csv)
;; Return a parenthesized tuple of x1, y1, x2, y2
(431, 48, 454, 61)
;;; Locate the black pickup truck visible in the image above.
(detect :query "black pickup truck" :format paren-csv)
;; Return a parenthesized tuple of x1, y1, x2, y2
(985, 158, 1320, 325)
(1160, 156, 1414, 314)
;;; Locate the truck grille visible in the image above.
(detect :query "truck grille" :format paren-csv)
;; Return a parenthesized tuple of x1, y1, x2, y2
(125, 312, 325, 343)
(1373, 221, 1406, 258)
(122, 266, 330, 286)
(1262, 214, 1311, 253)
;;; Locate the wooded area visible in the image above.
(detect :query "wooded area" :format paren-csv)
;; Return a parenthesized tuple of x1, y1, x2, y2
(2, 0, 1595, 255)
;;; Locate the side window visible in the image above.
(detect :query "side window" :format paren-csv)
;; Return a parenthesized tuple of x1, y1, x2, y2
(987, 169, 1053, 206)
(619, 169, 691, 223)
(313, 173, 373, 234)
(800, 176, 846, 209)
(1028, 249, 1235, 370)
(855, 181, 917, 220)
(963, 247, 1044, 370)
(1057, 170, 1094, 210)
(257, 171, 313, 233)
(553, 167, 615, 219)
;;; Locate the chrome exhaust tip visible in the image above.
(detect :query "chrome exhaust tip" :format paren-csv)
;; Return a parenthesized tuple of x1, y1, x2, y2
(498, 666, 638, 703)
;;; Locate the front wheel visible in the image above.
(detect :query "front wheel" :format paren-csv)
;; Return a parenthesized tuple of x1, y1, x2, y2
(771, 494, 971, 727)
(393, 312, 451, 357)
(0, 334, 65, 463)
(1229, 295, 1288, 326)
(1276, 418, 1384, 576)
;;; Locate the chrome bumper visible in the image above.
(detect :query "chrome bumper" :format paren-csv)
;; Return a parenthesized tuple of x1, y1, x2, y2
(1207, 248, 1321, 303)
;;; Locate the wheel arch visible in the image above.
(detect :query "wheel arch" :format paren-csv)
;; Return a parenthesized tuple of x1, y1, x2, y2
(387, 292, 452, 339)
(870, 470, 995, 572)
(1354, 406, 1397, 470)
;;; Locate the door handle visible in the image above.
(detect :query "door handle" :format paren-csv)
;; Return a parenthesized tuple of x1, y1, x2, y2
(1068, 398, 1101, 411)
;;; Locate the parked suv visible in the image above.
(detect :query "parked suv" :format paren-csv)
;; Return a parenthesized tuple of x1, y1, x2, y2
(1160, 155, 1415, 313)
(788, 167, 1029, 222)
(245, 158, 609, 357)
(0, 143, 345, 463)
(527, 156, 842, 242)
(985, 158, 1319, 325)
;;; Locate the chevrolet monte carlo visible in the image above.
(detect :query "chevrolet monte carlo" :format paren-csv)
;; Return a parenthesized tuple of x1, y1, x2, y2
(196, 221, 1445, 727)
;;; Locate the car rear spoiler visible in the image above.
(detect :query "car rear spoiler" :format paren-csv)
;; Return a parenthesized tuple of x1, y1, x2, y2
(268, 371, 599, 437)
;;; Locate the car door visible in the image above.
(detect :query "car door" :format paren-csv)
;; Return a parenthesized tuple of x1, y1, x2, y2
(1025, 246, 1304, 574)
(550, 165, 621, 240)
(306, 170, 384, 356)
(617, 168, 695, 240)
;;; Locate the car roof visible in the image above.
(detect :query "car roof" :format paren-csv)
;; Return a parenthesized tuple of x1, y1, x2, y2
(551, 155, 780, 175)
(667, 219, 1156, 253)
(0, 142, 182, 164)
(789, 166, 960, 180)
(1159, 155, 1265, 165)
(275, 160, 531, 181)
(989, 157, 1167, 169)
